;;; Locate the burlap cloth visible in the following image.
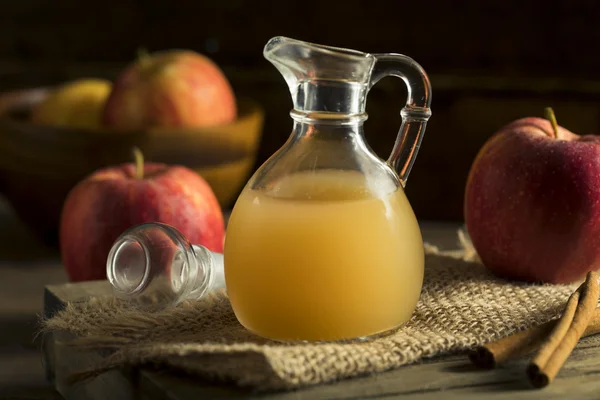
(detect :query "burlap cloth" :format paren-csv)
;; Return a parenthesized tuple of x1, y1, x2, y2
(43, 232, 579, 391)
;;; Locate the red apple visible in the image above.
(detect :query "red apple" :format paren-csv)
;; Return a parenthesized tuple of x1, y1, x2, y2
(465, 108, 600, 284)
(102, 49, 237, 129)
(59, 148, 225, 282)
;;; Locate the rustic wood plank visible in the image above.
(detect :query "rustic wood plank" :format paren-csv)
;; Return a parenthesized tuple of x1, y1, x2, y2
(43, 280, 113, 390)
(42, 222, 600, 399)
(44, 280, 111, 316)
(53, 332, 136, 400)
(43, 282, 135, 400)
(41, 222, 463, 399)
(41, 321, 600, 400)
(136, 336, 600, 400)
(137, 342, 600, 400)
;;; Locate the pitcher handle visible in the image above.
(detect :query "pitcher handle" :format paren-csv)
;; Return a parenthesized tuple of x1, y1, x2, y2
(369, 54, 432, 187)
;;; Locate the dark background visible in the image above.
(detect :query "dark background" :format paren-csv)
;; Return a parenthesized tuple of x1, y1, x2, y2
(1, 0, 600, 222)
(1, 2, 600, 397)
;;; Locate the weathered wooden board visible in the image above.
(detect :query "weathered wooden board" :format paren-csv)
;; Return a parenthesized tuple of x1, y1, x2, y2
(43, 280, 600, 400)
(41, 223, 600, 399)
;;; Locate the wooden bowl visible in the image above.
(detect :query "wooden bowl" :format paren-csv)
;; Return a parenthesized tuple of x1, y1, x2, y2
(0, 87, 264, 246)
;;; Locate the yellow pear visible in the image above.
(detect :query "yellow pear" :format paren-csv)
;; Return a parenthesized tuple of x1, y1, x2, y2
(32, 79, 112, 130)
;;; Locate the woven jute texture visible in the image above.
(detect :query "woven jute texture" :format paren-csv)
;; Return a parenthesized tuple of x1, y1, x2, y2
(43, 236, 579, 391)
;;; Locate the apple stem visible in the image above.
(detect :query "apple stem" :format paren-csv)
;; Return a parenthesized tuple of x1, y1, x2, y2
(136, 47, 151, 68)
(133, 147, 144, 179)
(544, 107, 559, 139)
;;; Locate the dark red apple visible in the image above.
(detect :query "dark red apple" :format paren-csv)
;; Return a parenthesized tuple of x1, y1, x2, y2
(102, 49, 237, 129)
(465, 108, 600, 284)
(59, 148, 225, 282)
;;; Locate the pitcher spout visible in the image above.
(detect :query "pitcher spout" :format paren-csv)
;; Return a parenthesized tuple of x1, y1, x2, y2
(264, 36, 375, 115)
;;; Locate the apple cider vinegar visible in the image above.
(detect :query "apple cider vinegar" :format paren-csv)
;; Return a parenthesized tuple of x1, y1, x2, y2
(224, 170, 424, 342)
(223, 36, 432, 342)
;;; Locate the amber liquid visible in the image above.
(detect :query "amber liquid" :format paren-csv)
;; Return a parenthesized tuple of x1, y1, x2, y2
(224, 170, 424, 341)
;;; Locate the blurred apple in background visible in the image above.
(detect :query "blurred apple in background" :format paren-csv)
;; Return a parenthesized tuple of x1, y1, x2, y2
(31, 79, 112, 129)
(465, 108, 600, 284)
(59, 148, 225, 282)
(0, 46, 262, 249)
(102, 49, 237, 130)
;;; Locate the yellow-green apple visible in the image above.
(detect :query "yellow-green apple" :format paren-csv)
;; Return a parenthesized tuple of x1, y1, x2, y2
(32, 79, 112, 129)
(102, 50, 236, 129)
(465, 108, 600, 284)
(59, 149, 225, 282)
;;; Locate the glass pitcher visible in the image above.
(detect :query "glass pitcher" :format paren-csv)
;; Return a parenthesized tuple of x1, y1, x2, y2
(224, 36, 432, 342)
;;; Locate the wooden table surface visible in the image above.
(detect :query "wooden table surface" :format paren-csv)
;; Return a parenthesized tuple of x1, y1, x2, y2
(44, 280, 600, 400)
(0, 195, 463, 399)
(6, 195, 600, 399)
(0, 197, 65, 400)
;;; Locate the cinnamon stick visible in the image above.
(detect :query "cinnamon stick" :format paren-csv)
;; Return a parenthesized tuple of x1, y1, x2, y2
(470, 272, 600, 372)
(469, 317, 557, 369)
(469, 307, 600, 369)
(527, 271, 599, 388)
